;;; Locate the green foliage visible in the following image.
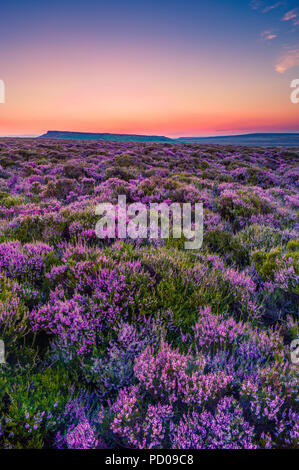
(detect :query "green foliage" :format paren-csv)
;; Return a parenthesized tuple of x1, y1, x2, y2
(205, 229, 249, 268)
(114, 153, 136, 167)
(0, 275, 29, 348)
(5, 215, 45, 243)
(0, 363, 74, 448)
(0, 195, 24, 208)
(286, 240, 299, 253)
(253, 248, 282, 281)
(253, 243, 298, 283)
(235, 224, 289, 253)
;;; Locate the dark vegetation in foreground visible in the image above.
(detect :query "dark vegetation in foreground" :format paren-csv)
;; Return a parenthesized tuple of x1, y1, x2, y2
(0, 138, 298, 449)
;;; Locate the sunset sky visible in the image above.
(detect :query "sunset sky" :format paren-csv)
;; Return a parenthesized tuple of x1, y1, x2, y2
(0, 0, 299, 137)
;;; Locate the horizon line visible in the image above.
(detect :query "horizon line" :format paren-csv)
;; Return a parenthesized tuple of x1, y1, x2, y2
(1, 130, 299, 139)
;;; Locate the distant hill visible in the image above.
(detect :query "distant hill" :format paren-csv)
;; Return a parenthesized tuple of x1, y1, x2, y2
(38, 131, 299, 147)
(39, 130, 173, 143)
(178, 133, 299, 147)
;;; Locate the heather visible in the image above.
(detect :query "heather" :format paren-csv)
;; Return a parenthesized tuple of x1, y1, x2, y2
(0, 138, 298, 449)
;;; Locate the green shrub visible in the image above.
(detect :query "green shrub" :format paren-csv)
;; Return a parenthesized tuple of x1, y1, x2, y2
(205, 230, 249, 268)
(0, 195, 24, 208)
(235, 224, 288, 253)
(0, 364, 74, 448)
(252, 247, 282, 280)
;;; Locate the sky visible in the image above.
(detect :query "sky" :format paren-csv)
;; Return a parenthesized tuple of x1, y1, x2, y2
(0, 0, 298, 137)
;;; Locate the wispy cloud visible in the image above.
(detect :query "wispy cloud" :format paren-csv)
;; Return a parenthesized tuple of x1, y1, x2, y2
(250, 0, 286, 13)
(262, 2, 285, 14)
(282, 9, 297, 21)
(261, 29, 278, 39)
(275, 47, 299, 72)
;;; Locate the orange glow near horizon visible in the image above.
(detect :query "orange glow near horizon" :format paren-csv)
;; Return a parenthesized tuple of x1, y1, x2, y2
(1, 28, 299, 137)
